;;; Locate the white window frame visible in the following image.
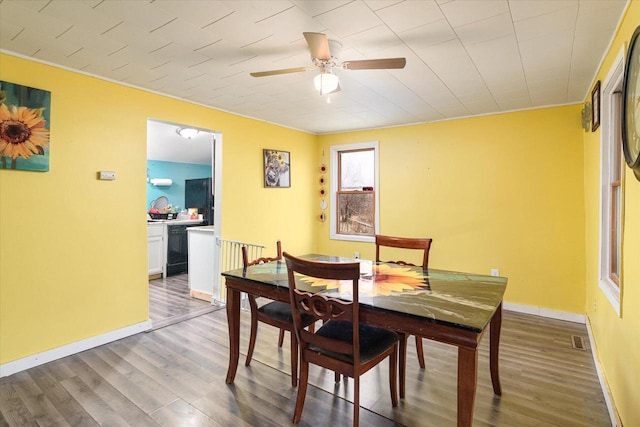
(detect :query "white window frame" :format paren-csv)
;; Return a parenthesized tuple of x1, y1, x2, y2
(330, 141, 380, 242)
(598, 45, 625, 316)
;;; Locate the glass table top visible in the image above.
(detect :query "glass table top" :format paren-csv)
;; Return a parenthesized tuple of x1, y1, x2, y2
(222, 254, 507, 333)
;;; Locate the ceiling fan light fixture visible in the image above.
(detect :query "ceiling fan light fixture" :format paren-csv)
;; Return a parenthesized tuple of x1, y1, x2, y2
(177, 127, 199, 139)
(314, 72, 339, 95)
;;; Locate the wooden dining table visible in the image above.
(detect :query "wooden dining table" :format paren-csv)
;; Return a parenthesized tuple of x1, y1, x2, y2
(221, 254, 507, 427)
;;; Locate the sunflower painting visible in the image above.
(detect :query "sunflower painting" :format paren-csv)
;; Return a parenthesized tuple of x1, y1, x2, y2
(0, 81, 51, 171)
(298, 263, 430, 297)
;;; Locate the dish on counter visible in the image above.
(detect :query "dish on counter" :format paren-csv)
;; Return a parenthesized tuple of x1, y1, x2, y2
(151, 196, 169, 210)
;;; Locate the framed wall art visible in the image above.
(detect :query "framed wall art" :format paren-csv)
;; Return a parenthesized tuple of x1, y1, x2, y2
(0, 81, 51, 171)
(591, 80, 601, 132)
(264, 149, 290, 188)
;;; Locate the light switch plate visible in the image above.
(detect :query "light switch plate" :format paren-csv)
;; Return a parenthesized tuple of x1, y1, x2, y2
(98, 171, 116, 180)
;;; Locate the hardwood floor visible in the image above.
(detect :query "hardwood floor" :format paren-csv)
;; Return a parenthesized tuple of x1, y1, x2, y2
(0, 302, 610, 426)
(148, 273, 222, 330)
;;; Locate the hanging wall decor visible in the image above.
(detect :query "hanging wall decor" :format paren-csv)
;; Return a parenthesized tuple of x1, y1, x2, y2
(0, 81, 51, 171)
(263, 149, 290, 187)
(591, 80, 601, 132)
(319, 151, 327, 222)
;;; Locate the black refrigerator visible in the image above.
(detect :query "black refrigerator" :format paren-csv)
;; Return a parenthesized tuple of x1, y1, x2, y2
(185, 177, 214, 225)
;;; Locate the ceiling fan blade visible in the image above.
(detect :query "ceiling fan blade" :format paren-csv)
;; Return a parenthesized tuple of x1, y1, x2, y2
(303, 32, 331, 60)
(250, 67, 311, 77)
(343, 58, 406, 70)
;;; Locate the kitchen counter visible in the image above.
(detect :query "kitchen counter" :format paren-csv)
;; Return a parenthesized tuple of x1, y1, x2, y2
(188, 225, 215, 231)
(148, 218, 205, 225)
(147, 219, 206, 279)
(187, 226, 215, 302)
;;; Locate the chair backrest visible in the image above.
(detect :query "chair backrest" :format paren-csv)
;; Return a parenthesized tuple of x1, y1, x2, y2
(242, 240, 282, 268)
(283, 252, 361, 365)
(375, 234, 432, 269)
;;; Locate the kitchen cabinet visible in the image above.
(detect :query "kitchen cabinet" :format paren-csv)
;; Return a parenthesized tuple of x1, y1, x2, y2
(148, 222, 165, 278)
(187, 225, 215, 301)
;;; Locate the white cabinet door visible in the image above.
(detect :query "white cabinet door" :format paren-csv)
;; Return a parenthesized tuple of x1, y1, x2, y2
(188, 227, 215, 301)
(148, 224, 165, 276)
(148, 236, 164, 275)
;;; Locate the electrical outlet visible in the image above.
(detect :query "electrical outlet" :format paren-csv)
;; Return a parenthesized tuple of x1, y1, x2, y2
(354, 252, 360, 259)
(491, 268, 499, 277)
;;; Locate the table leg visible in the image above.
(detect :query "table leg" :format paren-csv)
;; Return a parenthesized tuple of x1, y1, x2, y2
(457, 346, 478, 427)
(490, 302, 502, 395)
(225, 286, 241, 384)
(398, 333, 407, 399)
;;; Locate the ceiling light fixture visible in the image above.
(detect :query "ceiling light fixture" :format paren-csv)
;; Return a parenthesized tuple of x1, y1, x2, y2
(177, 128, 199, 139)
(314, 72, 339, 95)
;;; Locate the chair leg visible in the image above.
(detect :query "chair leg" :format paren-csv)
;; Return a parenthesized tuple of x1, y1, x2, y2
(353, 375, 360, 427)
(389, 344, 398, 407)
(289, 330, 298, 387)
(416, 335, 425, 369)
(334, 371, 341, 383)
(278, 328, 285, 348)
(399, 333, 407, 399)
(292, 360, 309, 424)
(245, 309, 259, 367)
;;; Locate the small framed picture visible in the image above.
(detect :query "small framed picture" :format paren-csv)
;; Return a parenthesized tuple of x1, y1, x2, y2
(263, 149, 290, 188)
(591, 80, 601, 132)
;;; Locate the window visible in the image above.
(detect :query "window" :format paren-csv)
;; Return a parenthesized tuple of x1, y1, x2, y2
(599, 47, 625, 316)
(330, 141, 379, 242)
(609, 92, 622, 285)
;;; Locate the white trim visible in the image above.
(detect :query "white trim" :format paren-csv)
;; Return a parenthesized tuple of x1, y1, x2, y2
(5, 48, 631, 138)
(329, 141, 380, 242)
(0, 320, 152, 378)
(585, 317, 622, 427)
(503, 302, 585, 324)
(505, 305, 622, 423)
(597, 44, 625, 317)
(599, 278, 621, 317)
(0, 49, 312, 136)
(211, 132, 224, 304)
(503, 302, 624, 425)
(581, 1, 631, 103)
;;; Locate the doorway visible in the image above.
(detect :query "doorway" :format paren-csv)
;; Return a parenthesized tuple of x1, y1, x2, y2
(146, 118, 223, 327)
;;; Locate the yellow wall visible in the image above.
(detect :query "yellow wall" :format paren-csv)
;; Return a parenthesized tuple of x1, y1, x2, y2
(583, 2, 640, 425)
(317, 106, 587, 314)
(0, 53, 317, 364)
(3, 6, 640, 422)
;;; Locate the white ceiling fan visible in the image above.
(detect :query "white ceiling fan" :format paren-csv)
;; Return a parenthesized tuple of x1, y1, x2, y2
(250, 32, 406, 95)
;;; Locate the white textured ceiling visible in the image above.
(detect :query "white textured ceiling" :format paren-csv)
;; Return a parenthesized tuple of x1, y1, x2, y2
(147, 119, 214, 165)
(0, 0, 628, 136)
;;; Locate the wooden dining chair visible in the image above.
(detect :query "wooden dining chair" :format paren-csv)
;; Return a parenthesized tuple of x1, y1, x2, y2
(283, 252, 399, 426)
(375, 234, 432, 397)
(242, 241, 316, 387)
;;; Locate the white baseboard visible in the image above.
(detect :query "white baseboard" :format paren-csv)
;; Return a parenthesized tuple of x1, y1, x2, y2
(585, 317, 622, 427)
(0, 320, 152, 378)
(503, 302, 586, 324)
(0, 304, 619, 426)
(504, 303, 619, 426)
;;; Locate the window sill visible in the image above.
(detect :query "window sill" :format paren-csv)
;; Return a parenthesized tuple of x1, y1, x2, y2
(330, 233, 374, 243)
(598, 278, 621, 317)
